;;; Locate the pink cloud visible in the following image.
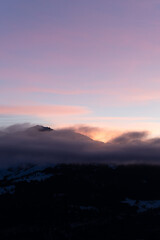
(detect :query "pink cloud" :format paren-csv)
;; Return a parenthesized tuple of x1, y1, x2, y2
(119, 89, 160, 103)
(18, 87, 104, 95)
(80, 116, 156, 121)
(2, 84, 160, 107)
(0, 105, 90, 117)
(92, 87, 160, 107)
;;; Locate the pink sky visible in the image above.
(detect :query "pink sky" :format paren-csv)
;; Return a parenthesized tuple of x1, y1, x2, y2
(1, 0, 160, 141)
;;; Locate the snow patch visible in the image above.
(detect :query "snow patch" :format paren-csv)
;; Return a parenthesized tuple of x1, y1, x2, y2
(0, 185, 15, 195)
(122, 198, 160, 212)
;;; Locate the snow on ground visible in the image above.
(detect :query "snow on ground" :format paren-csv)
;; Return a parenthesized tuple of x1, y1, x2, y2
(0, 185, 15, 195)
(79, 206, 98, 211)
(0, 165, 54, 195)
(122, 198, 160, 212)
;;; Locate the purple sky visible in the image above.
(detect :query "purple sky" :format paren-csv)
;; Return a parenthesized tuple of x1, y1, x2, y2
(1, 0, 160, 141)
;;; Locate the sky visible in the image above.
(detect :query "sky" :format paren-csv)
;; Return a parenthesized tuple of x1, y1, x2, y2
(1, 0, 160, 141)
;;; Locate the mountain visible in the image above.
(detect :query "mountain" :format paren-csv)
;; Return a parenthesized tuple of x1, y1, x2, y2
(26, 125, 95, 142)
(0, 124, 105, 168)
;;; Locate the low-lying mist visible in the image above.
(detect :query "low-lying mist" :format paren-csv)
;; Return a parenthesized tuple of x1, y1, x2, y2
(0, 124, 160, 168)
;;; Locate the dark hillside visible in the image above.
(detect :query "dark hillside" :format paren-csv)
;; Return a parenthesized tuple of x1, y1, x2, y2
(1, 164, 160, 239)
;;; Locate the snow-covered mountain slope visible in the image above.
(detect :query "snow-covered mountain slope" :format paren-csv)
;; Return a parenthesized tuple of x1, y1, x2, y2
(122, 198, 160, 212)
(0, 164, 54, 195)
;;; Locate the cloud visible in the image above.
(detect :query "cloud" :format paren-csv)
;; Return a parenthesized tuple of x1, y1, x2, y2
(1, 123, 32, 133)
(68, 125, 101, 137)
(0, 105, 89, 117)
(69, 125, 121, 142)
(19, 87, 102, 95)
(110, 131, 148, 144)
(1, 124, 160, 168)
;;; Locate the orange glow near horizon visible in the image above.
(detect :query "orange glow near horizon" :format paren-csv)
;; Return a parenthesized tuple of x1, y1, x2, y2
(74, 128, 122, 143)
(51, 121, 160, 143)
